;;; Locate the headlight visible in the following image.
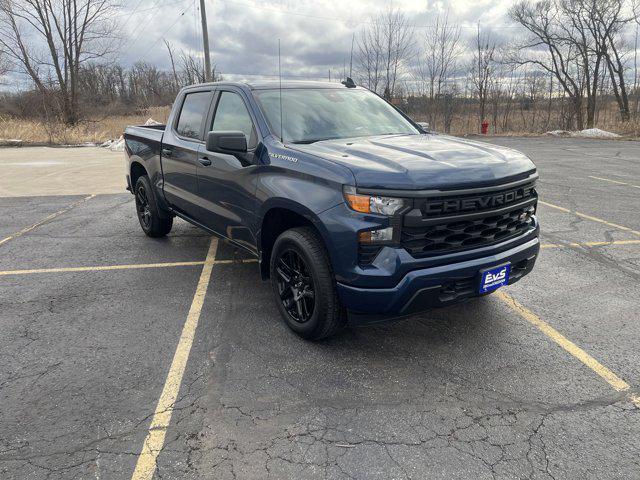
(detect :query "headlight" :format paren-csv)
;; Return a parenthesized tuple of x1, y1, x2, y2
(343, 186, 404, 215)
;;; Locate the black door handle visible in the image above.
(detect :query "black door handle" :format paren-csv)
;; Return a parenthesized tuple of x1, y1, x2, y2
(198, 156, 212, 166)
(161, 148, 173, 157)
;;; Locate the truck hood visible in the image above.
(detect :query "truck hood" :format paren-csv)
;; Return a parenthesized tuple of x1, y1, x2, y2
(289, 134, 536, 190)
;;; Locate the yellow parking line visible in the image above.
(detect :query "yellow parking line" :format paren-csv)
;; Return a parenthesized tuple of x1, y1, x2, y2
(539, 200, 640, 237)
(588, 176, 640, 189)
(540, 239, 640, 249)
(496, 291, 640, 407)
(0, 194, 95, 247)
(0, 258, 257, 277)
(131, 239, 218, 480)
(0, 261, 206, 276)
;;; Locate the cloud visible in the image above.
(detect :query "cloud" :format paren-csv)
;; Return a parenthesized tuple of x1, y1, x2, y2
(120, 0, 518, 80)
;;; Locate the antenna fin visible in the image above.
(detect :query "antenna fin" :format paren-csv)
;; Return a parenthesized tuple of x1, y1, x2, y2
(341, 77, 356, 88)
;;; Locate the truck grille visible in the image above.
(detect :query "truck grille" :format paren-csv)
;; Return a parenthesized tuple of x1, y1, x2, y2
(401, 181, 537, 258)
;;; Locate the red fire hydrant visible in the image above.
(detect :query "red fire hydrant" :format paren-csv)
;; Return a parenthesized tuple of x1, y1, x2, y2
(481, 120, 489, 135)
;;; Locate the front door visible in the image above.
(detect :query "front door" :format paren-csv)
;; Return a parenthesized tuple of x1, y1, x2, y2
(161, 89, 212, 217)
(197, 89, 260, 252)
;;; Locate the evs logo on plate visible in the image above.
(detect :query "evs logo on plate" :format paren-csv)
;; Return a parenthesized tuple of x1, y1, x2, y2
(479, 264, 511, 294)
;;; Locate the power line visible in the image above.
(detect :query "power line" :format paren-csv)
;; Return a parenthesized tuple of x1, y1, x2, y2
(138, 4, 195, 59)
(128, 0, 171, 46)
(120, 0, 147, 27)
(113, 0, 190, 18)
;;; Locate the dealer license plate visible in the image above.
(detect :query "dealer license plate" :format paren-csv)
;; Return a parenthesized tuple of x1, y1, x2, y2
(479, 264, 511, 294)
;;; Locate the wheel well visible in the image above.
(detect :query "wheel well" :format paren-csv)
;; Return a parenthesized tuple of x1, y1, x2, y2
(130, 162, 147, 189)
(259, 208, 319, 280)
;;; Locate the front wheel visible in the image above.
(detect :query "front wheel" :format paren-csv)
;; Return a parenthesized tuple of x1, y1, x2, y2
(134, 175, 173, 237)
(270, 227, 346, 340)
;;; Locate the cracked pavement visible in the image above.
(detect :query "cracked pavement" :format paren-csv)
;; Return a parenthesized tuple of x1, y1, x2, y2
(1, 138, 639, 479)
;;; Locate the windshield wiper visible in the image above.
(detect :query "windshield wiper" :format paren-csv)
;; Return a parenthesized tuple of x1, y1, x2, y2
(290, 136, 339, 144)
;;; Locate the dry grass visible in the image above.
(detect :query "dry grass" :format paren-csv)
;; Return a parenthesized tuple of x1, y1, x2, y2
(1, 102, 638, 145)
(0, 106, 171, 145)
(413, 102, 640, 140)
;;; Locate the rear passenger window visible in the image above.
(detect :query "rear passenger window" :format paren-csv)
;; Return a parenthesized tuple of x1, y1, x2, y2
(176, 91, 210, 139)
(212, 92, 257, 148)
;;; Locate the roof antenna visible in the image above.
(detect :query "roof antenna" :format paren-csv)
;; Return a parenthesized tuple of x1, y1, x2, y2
(278, 39, 284, 144)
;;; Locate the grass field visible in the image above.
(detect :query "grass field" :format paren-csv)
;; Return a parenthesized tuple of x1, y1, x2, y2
(0, 106, 171, 145)
(1, 103, 639, 144)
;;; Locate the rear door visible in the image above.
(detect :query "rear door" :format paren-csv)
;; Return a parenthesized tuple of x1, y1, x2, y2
(196, 88, 260, 252)
(161, 89, 213, 217)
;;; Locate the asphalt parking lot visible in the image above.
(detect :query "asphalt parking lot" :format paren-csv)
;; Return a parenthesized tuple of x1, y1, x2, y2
(1, 137, 639, 479)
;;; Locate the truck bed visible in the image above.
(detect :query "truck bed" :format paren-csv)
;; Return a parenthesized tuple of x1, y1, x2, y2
(125, 125, 165, 143)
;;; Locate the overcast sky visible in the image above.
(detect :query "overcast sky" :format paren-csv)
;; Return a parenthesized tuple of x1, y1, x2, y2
(117, 0, 519, 81)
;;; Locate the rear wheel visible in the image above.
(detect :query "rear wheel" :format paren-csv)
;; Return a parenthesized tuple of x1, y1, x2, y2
(134, 175, 173, 237)
(270, 227, 346, 340)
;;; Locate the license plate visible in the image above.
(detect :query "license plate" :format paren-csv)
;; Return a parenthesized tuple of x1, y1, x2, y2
(479, 264, 511, 294)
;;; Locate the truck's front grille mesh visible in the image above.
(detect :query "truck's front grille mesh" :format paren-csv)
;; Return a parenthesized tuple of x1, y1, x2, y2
(401, 181, 537, 258)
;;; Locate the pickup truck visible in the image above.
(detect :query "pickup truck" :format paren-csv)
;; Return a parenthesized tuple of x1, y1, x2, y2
(124, 80, 539, 340)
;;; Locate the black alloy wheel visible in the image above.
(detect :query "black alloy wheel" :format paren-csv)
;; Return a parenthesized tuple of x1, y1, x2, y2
(275, 249, 316, 323)
(135, 183, 152, 230)
(133, 175, 173, 237)
(269, 227, 346, 340)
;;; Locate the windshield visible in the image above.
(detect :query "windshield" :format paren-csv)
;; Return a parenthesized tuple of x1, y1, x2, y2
(253, 88, 419, 144)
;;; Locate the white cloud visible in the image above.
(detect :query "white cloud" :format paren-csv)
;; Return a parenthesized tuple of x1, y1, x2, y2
(119, 0, 518, 79)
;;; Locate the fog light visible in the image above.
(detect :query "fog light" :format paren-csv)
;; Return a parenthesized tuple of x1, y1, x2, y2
(359, 227, 394, 243)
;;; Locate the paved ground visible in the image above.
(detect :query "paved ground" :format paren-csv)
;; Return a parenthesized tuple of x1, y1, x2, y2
(0, 147, 123, 197)
(0, 137, 639, 479)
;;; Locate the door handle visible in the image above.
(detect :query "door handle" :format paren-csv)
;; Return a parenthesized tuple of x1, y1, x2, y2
(198, 156, 212, 166)
(161, 148, 173, 157)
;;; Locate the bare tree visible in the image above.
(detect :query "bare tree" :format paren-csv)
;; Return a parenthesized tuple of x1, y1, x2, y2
(180, 52, 206, 85)
(179, 51, 220, 86)
(508, 0, 633, 128)
(0, 50, 8, 81)
(417, 10, 462, 131)
(0, 38, 8, 79)
(0, 0, 118, 124)
(419, 10, 462, 100)
(164, 39, 180, 92)
(509, 1, 586, 128)
(357, 6, 415, 99)
(593, 0, 634, 121)
(470, 23, 496, 129)
(357, 20, 384, 93)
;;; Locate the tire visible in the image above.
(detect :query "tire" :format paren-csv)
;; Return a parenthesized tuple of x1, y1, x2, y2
(270, 227, 346, 340)
(134, 175, 173, 237)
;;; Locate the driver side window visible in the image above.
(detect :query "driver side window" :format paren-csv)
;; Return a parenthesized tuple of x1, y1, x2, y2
(212, 92, 257, 149)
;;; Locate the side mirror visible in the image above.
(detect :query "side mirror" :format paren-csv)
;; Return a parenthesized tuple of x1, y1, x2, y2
(417, 122, 430, 132)
(206, 131, 247, 153)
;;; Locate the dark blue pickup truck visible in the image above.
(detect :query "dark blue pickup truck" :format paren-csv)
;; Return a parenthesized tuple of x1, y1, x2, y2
(124, 80, 539, 340)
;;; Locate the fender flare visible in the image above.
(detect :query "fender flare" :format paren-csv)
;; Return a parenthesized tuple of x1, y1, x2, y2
(257, 197, 338, 274)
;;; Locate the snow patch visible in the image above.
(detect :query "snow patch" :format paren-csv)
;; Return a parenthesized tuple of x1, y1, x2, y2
(546, 130, 572, 137)
(576, 128, 621, 138)
(546, 128, 621, 138)
(100, 136, 124, 151)
(100, 118, 162, 151)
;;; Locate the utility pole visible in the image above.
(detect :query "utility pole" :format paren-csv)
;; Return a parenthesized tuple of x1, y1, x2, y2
(349, 33, 355, 78)
(199, 0, 212, 82)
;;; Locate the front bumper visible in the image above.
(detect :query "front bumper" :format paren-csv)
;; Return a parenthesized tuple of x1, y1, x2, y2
(337, 235, 539, 319)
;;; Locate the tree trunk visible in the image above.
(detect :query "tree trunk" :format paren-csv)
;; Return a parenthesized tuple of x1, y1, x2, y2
(586, 96, 595, 129)
(574, 97, 584, 130)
